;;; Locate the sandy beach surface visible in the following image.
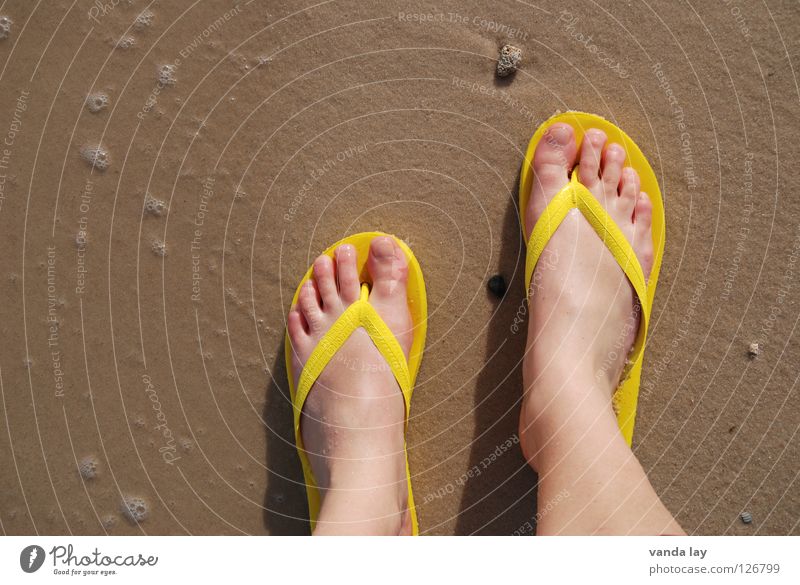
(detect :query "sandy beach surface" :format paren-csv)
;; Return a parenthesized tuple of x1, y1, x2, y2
(0, 0, 797, 535)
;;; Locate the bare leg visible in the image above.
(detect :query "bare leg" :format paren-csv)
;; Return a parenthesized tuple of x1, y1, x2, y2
(287, 237, 415, 535)
(519, 123, 684, 535)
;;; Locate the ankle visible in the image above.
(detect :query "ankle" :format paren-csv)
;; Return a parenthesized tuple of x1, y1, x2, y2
(519, 374, 620, 471)
(523, 363, 613, 405)
(313, 509, 404, 535)
(316, 477, 407, 535)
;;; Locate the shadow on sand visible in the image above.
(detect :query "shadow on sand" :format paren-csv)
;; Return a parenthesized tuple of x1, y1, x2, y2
(453, 184, 539, 535)
(262, 341, 309, 535)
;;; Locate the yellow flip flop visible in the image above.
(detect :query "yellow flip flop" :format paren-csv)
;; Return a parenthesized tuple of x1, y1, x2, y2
(519, 112, 665, 446)
(284, 231, 427, 534)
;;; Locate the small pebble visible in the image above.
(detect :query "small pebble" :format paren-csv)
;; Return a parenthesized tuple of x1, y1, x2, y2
(487, 274, 507, 298)
(157, 64, 177, 86)
(151, 239, 167, 257)
(78, 456, 99, 480)
(144, 194, 168, 216)
(79, 144, 110, 170)
(116, 35, 136, 50)
(134, 9, 154, 30)
(0, 15, 12, 40)
(85, 92, 109, 113)
(121, 496, 149, 524)
(496, 45, 522, 77)
(740, 511, 752, 524)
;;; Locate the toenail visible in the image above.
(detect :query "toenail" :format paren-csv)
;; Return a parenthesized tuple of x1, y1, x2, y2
(373, 238, 394, 259)
(608, 144, 624, 157)
(549, 124, 572, 145)
(336, 244, 354, 258)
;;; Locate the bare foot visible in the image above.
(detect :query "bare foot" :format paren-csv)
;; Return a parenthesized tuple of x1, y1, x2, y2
(520, 122, 654, 470)
(287, 236, 414, 535)
(518, 122, 683, 535)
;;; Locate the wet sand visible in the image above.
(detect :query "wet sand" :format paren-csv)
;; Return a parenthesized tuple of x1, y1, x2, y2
(0, 0, 797, 535)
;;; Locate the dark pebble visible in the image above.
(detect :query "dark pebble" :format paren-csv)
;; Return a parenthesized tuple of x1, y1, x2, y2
(488, 274, 507, 298)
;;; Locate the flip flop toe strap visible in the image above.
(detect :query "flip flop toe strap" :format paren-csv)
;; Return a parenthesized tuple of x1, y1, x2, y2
(525, 170, 651, 376)
(293, 283, 412, 437)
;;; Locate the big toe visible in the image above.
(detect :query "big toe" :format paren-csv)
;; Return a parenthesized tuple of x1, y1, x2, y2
(367, 236, 409, 300)
(528, 122, 577, 236)
(532, 122, 577, 192)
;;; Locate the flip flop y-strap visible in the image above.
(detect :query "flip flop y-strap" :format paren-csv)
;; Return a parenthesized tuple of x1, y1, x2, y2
(525, 168, 650, 377)
(292, 283, 412, 437)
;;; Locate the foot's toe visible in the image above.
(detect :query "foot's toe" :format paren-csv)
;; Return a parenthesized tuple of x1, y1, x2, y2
(618, 166, 640, 217)
(532, 122, 577, 189)
(634, 190, 653, 231)
(634, 191, 655, 277)
(601, 142, 626, 198)
(367, 236, 409, 299)
(287, 308, 309, 345)
(298, 280, 324, 332)
(313, 254, 339, 310)
(335, 244, 360, 304)
(528, 122, 577, 236)
(578, 128, 606, 186)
